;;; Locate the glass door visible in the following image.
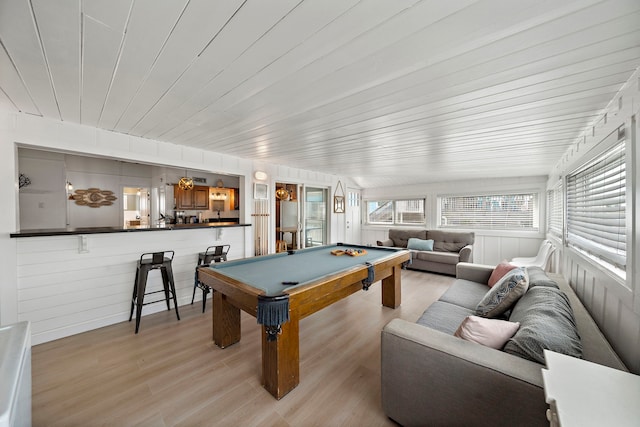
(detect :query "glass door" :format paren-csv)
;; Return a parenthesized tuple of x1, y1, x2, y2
(304, 186, 327, 247)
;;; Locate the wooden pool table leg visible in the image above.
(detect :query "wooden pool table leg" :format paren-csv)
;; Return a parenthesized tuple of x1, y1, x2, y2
(261, 310, 300, 400)
(212, 291, 240, 348)
(381, 265, 401, 308)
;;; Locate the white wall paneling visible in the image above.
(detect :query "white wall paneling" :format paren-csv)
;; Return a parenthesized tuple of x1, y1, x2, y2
(16, 227, 248, 345)
(550, 70, 640, 373)
(361, 227, 545, 267)
(1, 111, 347, 343)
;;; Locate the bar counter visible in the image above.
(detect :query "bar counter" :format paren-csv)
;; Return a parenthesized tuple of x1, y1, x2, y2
(12, 222, 251, 345)
(10, 222, 250, 238)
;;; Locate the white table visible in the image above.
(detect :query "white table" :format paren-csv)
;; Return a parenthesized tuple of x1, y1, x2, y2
(542, 349, 640, 427)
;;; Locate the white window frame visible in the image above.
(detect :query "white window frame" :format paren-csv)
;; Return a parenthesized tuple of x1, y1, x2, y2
(365, 199, 426, 226)
(437, 192, 539, 231)
(566, 131, 626, 278)
(547, 181, 563, 239)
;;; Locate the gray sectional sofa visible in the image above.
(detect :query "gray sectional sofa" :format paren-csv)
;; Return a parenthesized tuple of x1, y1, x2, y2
(377, 228, 474, 275)
(381, 262, 627, 427)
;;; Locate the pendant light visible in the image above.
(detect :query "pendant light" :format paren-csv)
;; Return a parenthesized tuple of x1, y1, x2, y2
(178, 170, 193, 190)
(275, 187, 289, 200)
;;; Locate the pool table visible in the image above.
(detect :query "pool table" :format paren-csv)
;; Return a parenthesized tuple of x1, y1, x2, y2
(197, 243, 410, 399)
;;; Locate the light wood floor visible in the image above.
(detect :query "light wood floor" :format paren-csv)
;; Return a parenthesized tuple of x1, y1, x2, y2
(32, 269, 453, 427)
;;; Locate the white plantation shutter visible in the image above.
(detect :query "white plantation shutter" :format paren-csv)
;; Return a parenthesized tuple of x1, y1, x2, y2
(566, 138, 626, 273)
(439, 193, 537, 230)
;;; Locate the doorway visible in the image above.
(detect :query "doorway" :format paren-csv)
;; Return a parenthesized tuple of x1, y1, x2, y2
(123, 187, 149, 228)
(275, 182, 299, 251)
(304, 186, 328, 247)
(346, 188, 361, 244)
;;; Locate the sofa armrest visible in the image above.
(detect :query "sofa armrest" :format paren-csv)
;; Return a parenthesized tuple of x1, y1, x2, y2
(381, 319, 547, 426)
(377, 238, 394, 247)
(456, 262, 494, 283)
(459, 244, 473, 262)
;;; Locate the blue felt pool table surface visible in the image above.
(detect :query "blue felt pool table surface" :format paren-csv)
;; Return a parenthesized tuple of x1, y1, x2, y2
(206, 244, 402, 296)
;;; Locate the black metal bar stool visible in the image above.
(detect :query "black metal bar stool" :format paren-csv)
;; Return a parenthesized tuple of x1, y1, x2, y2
(129, 251, 180, 333)
(192, 245, 230, 312)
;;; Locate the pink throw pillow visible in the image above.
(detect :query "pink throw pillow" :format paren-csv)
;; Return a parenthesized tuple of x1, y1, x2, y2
(454, 316, 520, 349)
(487, 261, 517, 287)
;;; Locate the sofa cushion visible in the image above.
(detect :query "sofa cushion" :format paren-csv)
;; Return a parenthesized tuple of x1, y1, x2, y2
(476, 268, 528, 318)
(416, 301, 475, 335)
(504, 286, 582, 364)
(389, 229, 427, 248)
(414, 250, 459, 265)
(526, 266, 559, 289)
(439, 279, 489, 310)
(427, 230, 474, 253)
(407, 238, 434, 251)
(454, 316, 520, 349)
(488, 260, 518, 288)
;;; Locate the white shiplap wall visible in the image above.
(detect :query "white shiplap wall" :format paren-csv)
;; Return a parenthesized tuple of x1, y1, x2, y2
(361, 175, 548, 265)
(546, 72, 640, 374)
(0, 111, 349, 344)
(17, 226, 248, 344)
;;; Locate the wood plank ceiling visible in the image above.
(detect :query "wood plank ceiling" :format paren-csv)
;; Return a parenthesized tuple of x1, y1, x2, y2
(1, 0, 639, 188)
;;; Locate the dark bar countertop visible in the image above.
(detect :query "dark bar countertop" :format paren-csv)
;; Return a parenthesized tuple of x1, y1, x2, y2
(10, 222, 251, 238)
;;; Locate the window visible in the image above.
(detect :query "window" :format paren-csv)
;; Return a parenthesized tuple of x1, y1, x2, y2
(348, 191, 360, 207)
(547, 182, 563, 238)
(566, 137, 626, 277)
(366, 199, 425, 225)
(438, 193, 538, 230)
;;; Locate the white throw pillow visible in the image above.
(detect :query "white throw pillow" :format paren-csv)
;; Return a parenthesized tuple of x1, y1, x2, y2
(454, 316, 520, 349)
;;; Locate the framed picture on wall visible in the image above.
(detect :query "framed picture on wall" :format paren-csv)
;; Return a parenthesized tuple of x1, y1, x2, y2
(254, 183, 268, 200)
(333, 180, 345, 213)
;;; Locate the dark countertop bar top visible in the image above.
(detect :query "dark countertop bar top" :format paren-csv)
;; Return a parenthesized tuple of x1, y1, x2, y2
(10, 222, 251, 238)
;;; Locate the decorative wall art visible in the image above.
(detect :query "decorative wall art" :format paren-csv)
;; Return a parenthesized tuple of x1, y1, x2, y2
(333, 180, 345, 213)
(18, 173, 31, 189)
(254, 183, 268, 200)
(71, 188, 117, 208)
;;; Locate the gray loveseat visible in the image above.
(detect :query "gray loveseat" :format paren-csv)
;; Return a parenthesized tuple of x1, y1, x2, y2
(381, 263, 627, 426)
(377, 229, 474, 275)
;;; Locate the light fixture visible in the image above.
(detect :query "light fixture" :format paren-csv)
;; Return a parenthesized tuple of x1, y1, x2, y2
(216, 179, 224, 188)
(210, 191, 227, 200)
(254, 170, 267, 181)
(19, 173, 31, 189)
(178, 170, 194, 190)
(66, 181, 74, 200)
(275, 187, 289, 200)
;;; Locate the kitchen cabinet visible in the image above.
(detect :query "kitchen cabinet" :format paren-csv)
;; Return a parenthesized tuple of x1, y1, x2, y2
(230, 188, 240, 210)
(174, 185, 209, 210)
(194, 186, 209, 209)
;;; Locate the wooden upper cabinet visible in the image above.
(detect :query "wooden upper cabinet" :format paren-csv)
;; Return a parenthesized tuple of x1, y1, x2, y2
(174, 185, 193, 209)
(194, 186, 210, 209)
(174, 185, 209, 210)
(229, 188, 240, 210)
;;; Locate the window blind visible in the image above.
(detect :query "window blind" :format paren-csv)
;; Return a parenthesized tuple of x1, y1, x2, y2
(566, 139, 626, 272)
(547, 182, 563, 238)
(439, 193, 537, 230)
